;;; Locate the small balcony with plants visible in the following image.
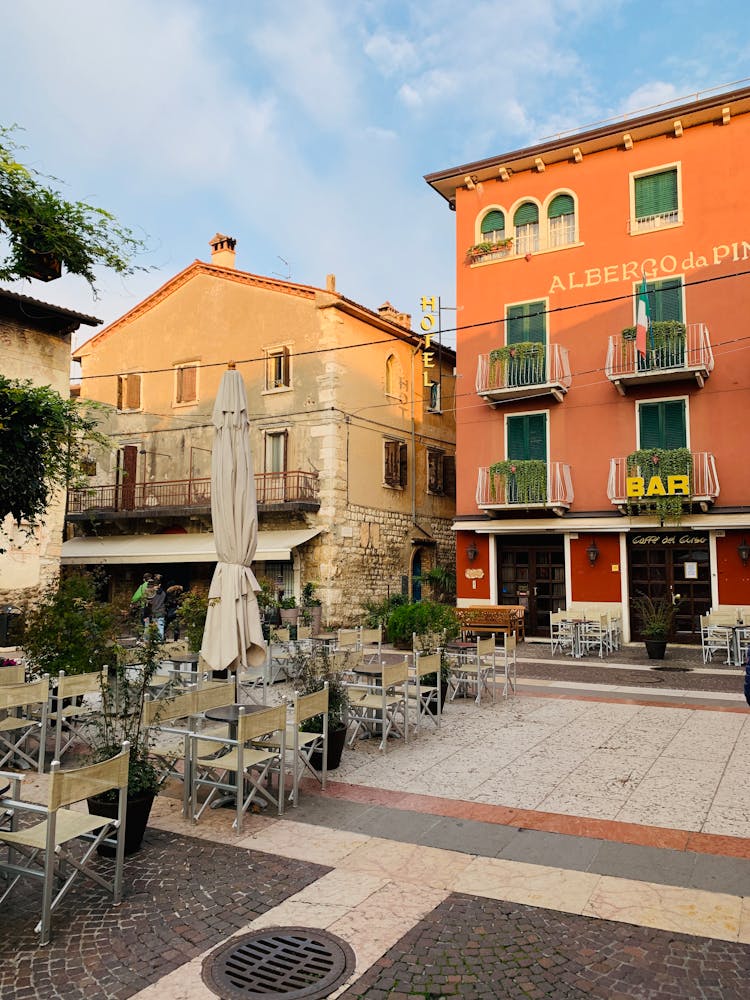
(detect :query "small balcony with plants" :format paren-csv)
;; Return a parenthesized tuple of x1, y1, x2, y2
(607, 449, 720, 521)
(476, 460, 574, 515)
(605, 321, 714, 394)
(476, 342, 571, 404)
(465, 237, 515, 265)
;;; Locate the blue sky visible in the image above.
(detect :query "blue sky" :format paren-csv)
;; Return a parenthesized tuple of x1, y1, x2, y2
(2, 1, 749, 350)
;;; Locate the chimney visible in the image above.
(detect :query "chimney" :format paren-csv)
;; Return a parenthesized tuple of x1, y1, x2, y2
(378, 301, 412, 331)
(209, 233, 237, 269)
(326, 273, 336, 293)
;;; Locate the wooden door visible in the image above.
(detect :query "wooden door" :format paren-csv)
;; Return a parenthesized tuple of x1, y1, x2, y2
(497, 536, 565, 636)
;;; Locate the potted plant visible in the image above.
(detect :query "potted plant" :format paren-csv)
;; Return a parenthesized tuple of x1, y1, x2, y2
(279, 595, 299, 626)
(176, 589, 208, 654)
(386, 600, 460, 650)
(301, 581, 323, 632)
(86, 624, 171, 855)
(631, 591, 679, 660)
(291, 645, 350, 770)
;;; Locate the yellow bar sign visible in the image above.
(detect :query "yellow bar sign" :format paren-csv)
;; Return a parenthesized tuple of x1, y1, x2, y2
(626, 475, 690, 497)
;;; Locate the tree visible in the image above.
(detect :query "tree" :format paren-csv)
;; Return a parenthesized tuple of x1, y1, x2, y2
(0, 125, 147, 295)
(0, 376, 108, 529)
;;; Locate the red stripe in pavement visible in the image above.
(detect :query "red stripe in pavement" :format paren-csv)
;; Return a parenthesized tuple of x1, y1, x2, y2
(309, 780, 750, 859)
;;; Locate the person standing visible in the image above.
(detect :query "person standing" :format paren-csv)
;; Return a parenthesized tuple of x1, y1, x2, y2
(131, 572, 153, 626)
(148, 576, 166, 639)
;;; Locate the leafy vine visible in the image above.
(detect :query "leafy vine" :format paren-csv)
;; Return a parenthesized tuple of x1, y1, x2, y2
(625, 447, 693, 525)
(488, 459, 548, 504)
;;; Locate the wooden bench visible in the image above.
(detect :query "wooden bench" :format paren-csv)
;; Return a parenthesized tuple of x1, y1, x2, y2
(456, 606, 526, 642)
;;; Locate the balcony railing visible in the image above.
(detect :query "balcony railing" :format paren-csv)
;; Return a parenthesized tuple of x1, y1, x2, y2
(67, 471, 320, 515)
(607, 452, 719, 507)
(476, 343, 571, 403)
(605, 323, 713, 392)
(476, 461, 573, 513)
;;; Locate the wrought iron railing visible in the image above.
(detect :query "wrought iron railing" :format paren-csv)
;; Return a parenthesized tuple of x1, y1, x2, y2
(605, 323, 713, 379)
(68, 471, 320, 514)
(476, 461, 573, 508)
(477, 343, 571, 394)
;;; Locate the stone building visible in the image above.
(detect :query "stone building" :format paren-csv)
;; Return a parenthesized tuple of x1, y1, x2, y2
(65, 236, 456, 624)
(0, 288, 99, 618)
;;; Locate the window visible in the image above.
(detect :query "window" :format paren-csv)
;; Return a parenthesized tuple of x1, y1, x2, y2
(265, 346, 291, 390)
(506, 300, 547, 386)
(513, 201, 539, 254)
(480, 209, 506, 243)
(638, 400, 687, 450)
(259, 429, 288, 503)
(174, 363, 198, 404)
(385, 353, 403, 398)
(384, 439, 407, 488)
(264, 429, 288, 474)
(632, 167, 680, 231)
(640, 277, 683, 324)
(116, 373, 141, 411)
(507, 412, 547, 461)
(547, 194, 575, 247)
(427, 380, 441, 412)
(426, 450, 455, 497)
(81, 458, 97, 476)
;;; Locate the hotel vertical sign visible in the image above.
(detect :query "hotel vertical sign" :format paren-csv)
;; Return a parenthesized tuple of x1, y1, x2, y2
(420, 296, 437, 386)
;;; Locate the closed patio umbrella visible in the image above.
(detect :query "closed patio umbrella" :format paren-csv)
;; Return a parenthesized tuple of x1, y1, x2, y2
(200, 365, 266, 684)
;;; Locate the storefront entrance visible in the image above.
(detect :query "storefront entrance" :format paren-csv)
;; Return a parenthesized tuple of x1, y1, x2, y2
(627, 532, 711, 643)
(496, 535, 565, 637)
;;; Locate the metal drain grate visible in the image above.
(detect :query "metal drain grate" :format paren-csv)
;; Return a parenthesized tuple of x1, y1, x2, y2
(202, 926, 355, 999)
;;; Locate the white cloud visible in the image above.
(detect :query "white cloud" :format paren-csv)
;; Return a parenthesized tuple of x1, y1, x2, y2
(618, 82, 685, 118)
(364, 32, 417, 76)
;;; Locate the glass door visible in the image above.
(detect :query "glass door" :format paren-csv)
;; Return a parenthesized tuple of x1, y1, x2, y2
(627, 534, 711, 641)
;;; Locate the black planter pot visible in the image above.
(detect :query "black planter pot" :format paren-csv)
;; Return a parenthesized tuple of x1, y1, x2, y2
(644, 639, 667, 660)
(88, 791, 156, 856)
(309, 724, 347, 772)
(744, 664, 750, 708)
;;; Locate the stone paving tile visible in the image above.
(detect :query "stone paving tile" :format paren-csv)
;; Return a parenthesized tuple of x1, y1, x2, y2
(340, 892, 750, 1000)
(0, 829, 329, 1000)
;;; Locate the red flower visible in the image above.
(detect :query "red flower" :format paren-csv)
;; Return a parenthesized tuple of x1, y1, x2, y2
(651, 454, 660, 464)
(510, 465, 517, 474)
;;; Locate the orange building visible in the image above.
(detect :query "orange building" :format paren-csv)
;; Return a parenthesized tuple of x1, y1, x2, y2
(426, 86, 750, 642)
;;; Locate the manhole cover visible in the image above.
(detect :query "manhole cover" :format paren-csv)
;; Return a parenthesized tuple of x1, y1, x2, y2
(202, 926, 355, 999)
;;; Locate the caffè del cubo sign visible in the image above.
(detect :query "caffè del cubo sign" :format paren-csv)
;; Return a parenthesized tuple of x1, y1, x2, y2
(631, 533, 708, 546)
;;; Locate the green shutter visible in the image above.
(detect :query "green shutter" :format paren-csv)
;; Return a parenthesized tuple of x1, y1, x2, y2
(513, 202, 538, 226)
(645, 278, 683, 323)
(508, 413, 547, 461)
(548, 194, 574, 219)
(634, 169, 678, 219)
(639, 400, 686, 449)
(481, 210, 505, 235)
(507, 301, 546, 344)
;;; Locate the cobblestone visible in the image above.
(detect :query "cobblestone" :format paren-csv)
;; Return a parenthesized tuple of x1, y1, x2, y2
(0, 828, 329, 1000)
(340, 893, 750, 1000)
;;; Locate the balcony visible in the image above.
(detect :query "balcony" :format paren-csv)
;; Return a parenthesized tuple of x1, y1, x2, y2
(605, 323, 713, 394)
(476, 343, 571, 404)
(607, 452, 719, 513)
(476, 461, 574, 515)
(67, 471, 321, 520)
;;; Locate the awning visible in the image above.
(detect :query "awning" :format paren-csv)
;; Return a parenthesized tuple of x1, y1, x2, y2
(60, 528, 323, 566)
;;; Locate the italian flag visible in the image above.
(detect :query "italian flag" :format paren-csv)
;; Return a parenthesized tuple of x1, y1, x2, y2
(635, 274, 651, 358)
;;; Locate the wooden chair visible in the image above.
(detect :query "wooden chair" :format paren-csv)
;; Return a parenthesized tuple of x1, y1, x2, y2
(0, 676, 49, 773)
(0, 744, 130, 944)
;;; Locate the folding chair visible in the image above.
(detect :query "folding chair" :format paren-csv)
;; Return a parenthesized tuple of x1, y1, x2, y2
(266, 631, 293, 685)
(347, 660, 409, 752)
(143, 689, 198, 813)
(237, 661, 268, 705)
(287, 683, 328, 806)
(406, 652, 442, 733)
(700, 615, 733, 664)
(500, 634, 517, 697)
(189, 703, 287, 833)
(550, 612, 575, 656)
(360, 628, 383, 664)
(449, 635, 496, 705)
(580, 614, 610, 658)
(49, 669, 107, 763)
(0, 743, 130, 944)
(0, 665, 25, 686)
(0, 677, 49, 773)
(335, 628, 361, 653)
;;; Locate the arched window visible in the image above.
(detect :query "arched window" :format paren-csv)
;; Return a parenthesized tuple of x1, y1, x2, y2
(480, 209, 506, 243)
(513, 202, 539, 254)
(547, 193, 576, 247)
(385, 354, 401, 398)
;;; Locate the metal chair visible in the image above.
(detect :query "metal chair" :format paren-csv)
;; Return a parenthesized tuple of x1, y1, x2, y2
(0, 676, 49, 773)
(49, 669, 107, 763)
(0, 744, 130, 944)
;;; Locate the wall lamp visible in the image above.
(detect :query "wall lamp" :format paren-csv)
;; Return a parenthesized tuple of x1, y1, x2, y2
(586, 539, 600, 567)
(466, 541, 478, 562)
(738, 538, 750, 565)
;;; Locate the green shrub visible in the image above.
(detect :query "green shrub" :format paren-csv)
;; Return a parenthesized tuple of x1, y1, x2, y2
(177, 590, 208, 653)
(386, 601, 460, 649)
(361, 592, 408, 630)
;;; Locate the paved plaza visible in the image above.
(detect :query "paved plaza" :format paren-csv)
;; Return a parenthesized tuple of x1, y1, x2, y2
(2, 644, 750, 998)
